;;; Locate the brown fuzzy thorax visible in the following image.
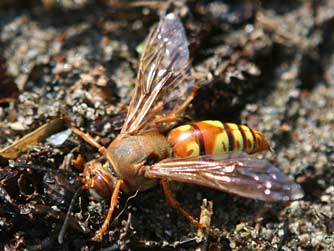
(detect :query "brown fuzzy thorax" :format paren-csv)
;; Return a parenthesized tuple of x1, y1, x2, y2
(106, 130, 172, 192)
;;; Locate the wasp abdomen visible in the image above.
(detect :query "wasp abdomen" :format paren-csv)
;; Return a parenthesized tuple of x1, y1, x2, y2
(168, 120, 270, 158)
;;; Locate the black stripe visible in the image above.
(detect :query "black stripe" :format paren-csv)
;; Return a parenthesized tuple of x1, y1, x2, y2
(223, 123, 234, 152)
(237, 124, 247, 152)
(191, 123, 206, 155)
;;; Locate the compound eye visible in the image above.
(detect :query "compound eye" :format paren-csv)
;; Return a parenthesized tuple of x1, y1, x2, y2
(92, 174, 114, 199)
(83, 161, 116, 200)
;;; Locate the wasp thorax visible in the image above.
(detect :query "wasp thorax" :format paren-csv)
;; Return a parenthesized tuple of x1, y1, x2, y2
(83, 161, 117, 200)
(106, 131, 172, 192)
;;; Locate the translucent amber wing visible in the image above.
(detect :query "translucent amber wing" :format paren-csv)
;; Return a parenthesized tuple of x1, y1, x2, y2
(120, 13, 195, 135)
(146, 152, 304, 202)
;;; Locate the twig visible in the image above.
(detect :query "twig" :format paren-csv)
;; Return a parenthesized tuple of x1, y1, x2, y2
(58, 187, 82, 244)
(119, 213, 132, 251)
(196, 199, 213, 251)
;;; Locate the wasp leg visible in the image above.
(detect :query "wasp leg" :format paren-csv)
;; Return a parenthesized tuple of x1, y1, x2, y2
(71, 153, 85, 169)
(161, 179, 202, 228)
(93, 179, 125, 241)
(173, 85, 199, 116)
(70, 127, 108, 157)
(151, 85, 198, 128)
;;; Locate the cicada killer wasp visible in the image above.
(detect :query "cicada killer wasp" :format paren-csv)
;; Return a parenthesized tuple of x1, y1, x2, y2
(70, 13, 304, 241)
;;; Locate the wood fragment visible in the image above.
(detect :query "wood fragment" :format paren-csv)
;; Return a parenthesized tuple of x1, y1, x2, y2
(0, 118, 65, 160)
(196, 199, 213, 251)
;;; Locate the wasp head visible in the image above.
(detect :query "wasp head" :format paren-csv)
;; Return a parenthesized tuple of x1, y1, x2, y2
(82, 160, 117, 200)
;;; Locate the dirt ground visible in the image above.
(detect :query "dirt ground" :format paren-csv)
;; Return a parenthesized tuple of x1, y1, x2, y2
(0, 1, 333, 250)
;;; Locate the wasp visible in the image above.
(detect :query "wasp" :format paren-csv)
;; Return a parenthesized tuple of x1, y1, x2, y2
(70, 13, 304, 241)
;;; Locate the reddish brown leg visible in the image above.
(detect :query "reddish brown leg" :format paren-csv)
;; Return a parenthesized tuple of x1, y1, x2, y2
(161, 179, 202, 228)
(70, 127, 108, 157)
(173, 85, 199, 115)
(152, 85, 199, 126)
(152, 113, 183, 125)
(71, 153, 85, 170)
(92, 179, 124, 241)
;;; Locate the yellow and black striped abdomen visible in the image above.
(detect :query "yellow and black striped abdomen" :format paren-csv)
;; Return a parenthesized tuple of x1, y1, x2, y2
(167, 120, 270, 158)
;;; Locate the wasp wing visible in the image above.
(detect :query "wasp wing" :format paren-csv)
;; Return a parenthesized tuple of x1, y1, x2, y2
(120, 13, 195, 135)
(146, 153, 304, 202)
